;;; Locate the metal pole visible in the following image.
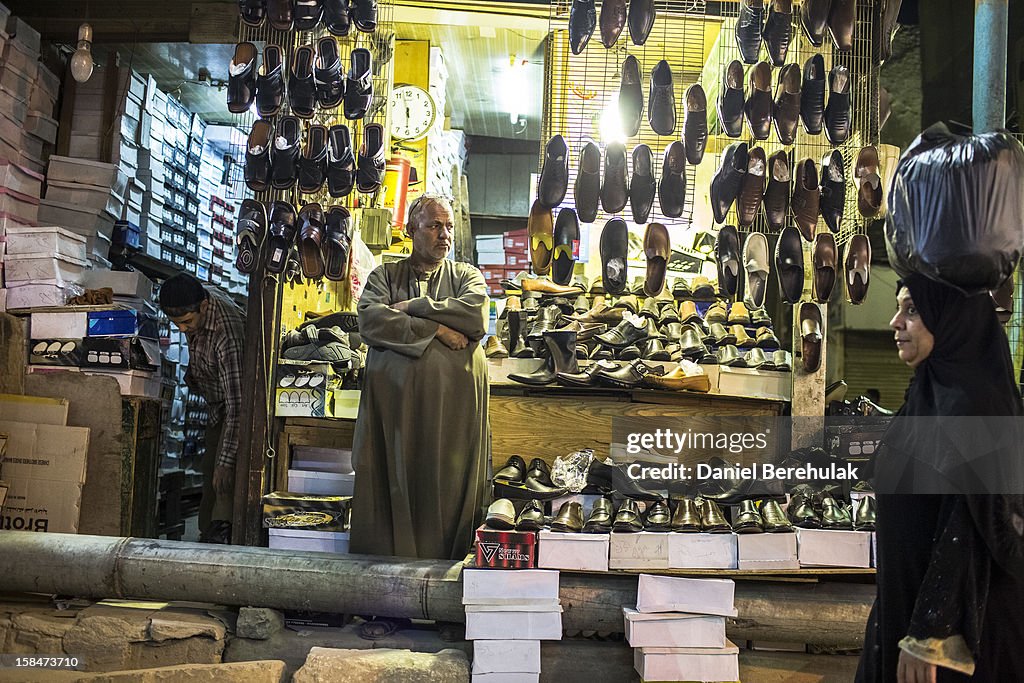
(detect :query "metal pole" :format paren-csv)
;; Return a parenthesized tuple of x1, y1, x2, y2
(973, 0, 1010, 132)
(0, 532, 873, 647)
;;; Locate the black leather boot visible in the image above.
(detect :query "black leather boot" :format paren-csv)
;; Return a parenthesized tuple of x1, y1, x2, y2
(508, 330, 578, 385)
(508, 310, 531, 358)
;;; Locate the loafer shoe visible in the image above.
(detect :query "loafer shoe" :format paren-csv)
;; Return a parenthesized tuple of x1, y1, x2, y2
(575, 140, 602, 222)
(552, 208, 580, 286)
(812, 232, 837, 303)
(736, 146, 767, 227)
(801, 54, 826, 134)
(569, 0, 597, 54)
(792, 157, 821, 241)
(699, 498, 732, 533)
(558, 358, 619, 387)
(800, 302, 823, 373)
(528, 200, 554, 275)
(761, 499, 794, 532)
(775, 226, 805, 304)
(671, 497, 701, 532)
(227, 42, 258, 114)
(551, 501, 585, 532)
(601, 142, 628, 214)
(596, 315, 649, 349)
(613, 499, 644, 532)
(743, 232, 770, 309)
(855, 145, 883, 217)
(820, 150, 846, 232)
(643, 223, 671, 297)
(600, 218, 629, 295)
(845, 233, 871, 304)
(644, 500, 672, 530)
(584, 497, 614, 533)
(733, 500, 765, 533)
(629, 144, 657, 224)
(763, 151, 790, 230)
(744, 61, 773, 140)
(824, 65, 852, 145)
(715, 225, 741, 298)
(658, 141, 687, 218)
(717, 60, 745, 138)
(854, 495, 877, 531)
(597, 358, 656, 389)
(539, 135, 569, 208)
(648, 60, 676, 136)
(821, 495, 853, 529)
(485, 499, 516, 530)
(763, 0, 793, 65)
(683, 84, 708, 164)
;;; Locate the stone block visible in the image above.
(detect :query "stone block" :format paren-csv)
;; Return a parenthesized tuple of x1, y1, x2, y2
(62, 607, 156, 672)
(148, 609, 226, 643)
(13, 612, 76, 639)
(76, 660, 286, 682)
(125, 636, 224, 671)
(9, 629, 64, 655)
(235, 608, 284, 640)
(292, 647, 469, 683)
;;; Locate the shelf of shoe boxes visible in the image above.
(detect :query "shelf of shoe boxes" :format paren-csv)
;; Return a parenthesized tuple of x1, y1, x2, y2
(423, 47, 467, 199)
(0, 5, 61, 312)
(235, 9, 395, 431)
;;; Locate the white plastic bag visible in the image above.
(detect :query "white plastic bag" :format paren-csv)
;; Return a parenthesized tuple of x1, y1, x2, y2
(349, 231, 376, 301)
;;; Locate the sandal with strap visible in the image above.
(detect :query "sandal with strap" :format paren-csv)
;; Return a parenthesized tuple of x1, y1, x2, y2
(344, 48, 373, 120)
(357, 123, 385, 194)
(324, 206, 351, 281)
(235, 199, 267, 274)
(266, 201, 298, 274)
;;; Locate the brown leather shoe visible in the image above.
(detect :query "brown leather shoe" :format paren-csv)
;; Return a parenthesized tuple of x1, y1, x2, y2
(485, 335, 509, 358)
(828, 0, 856, 52)
(792, 158, 820, 241)
(799, 302, 822, 372)
(670, 497, 701, 532)
(773, 63, 802, 145)
(763, 151, 791, 231)
(855, 145, 883, 217)
(812, 232, 837, 303)
(732, 325, 756, 348)
(521, 278, 585, 296)
(736, 146, 767, 227)
(845, 233, 871, 304)
(698, 498, 732, 533)
(642, 364, 710, 392)
(528, 200, 553, 274)
(556, 319, 607, 341)
(643, 223, 671, 297)
(600, 0, 627, 47)
(744, 61, 773, 140)
(572, 301, 628, 324)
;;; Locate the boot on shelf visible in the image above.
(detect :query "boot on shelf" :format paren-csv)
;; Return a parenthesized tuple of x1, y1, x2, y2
(508, 330, 579, 386)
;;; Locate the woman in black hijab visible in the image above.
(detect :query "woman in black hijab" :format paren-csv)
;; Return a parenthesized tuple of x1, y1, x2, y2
(857, 273, 1024, 682)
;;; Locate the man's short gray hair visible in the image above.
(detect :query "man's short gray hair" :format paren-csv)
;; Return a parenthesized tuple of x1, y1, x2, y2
(407, 194, 454, 230)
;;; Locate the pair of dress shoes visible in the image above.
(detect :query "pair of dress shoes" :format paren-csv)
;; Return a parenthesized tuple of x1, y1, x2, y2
(556, 358, 663, 390)
(787, 485, 862, 530)
(617, 57, 677, 137)
(485, 498, 547, 531)
(666, 497, 732, 533)
(715, 345, 791, 371)
(493, 455, 567, 500)
(598, 0, 656, 48)
(735, 0, 794, 66)
(240, 0, 376, 34)
(733, 499, 794, 533)
(609, 499, 670, 532)
(801, 0, 857, 51)
(709, 144, 796, 231)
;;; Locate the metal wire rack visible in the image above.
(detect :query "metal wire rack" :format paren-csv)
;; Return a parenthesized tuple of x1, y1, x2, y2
(544, 0, 711, 232)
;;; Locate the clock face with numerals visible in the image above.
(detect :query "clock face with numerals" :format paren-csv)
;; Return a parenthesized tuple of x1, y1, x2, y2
(389, 84, 437, 141)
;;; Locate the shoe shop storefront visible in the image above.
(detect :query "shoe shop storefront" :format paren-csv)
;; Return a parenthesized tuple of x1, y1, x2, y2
(3, 0, 1024, 680)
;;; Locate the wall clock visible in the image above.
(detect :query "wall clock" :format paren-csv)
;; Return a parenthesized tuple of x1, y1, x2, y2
(389, 84, 437, 142)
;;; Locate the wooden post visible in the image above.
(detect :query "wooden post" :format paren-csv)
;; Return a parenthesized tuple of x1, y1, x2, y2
(791, 301, 827, 449)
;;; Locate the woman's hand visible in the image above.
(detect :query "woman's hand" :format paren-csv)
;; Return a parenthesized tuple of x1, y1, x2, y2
(898, 649, 936, 683)
(436, 324, 468, 350)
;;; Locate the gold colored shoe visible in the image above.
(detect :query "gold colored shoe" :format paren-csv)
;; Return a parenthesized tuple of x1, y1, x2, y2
(691, 276, 716, 299)
(670, 497, 702, 532)
(704, 301, 728, 324)
(528, 200, 554, 275)
(698, 498, 732, 533)
(485, 336, 509, 358)
(732, 324, 756, 348)
(505, 296, 522, 311)
(642, 364, 711, 393)
(727, 301, 751, 325)
(678, 300, 701, 324)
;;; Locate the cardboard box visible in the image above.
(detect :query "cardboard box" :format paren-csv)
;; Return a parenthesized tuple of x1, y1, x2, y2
(0, 187, 39, 223)
(44, 180, 125, 219)
(737, 532, 800, 570)
(29, 339, 84, 367)
(30, 311, 89, 338)
(3, 251, 88, 285)
(46, 156, 129, 194)
(287, 469, 355, 496)
(474, 527, 538, 570)
(668, 532, 739, 569)
(80, 269, 154, 301)
(262, 491, 350, 531)
(276, 387, 331, 418)
(796, 528, 872, 568)
(634, 642, 740, 682)
(472, 640, 541, 675)
(462, 569, 559, 605)
(86, 309, 158, 338)
(635, 575, 737, 617)
(623, 608, 727, 649)
(609, 531, 670, 570)
(81, 336, 160, 370)
(0, 393, 69, 425)
(0, 158, 43, 197)
(1, 477, 82, 533)
(82, 369, 161, 398)
(537, 529, 609, 572)
(464, 605, 562, 641)
(267, 528, 350, 554)
(4, 282, 79, 309)
(5, 227, 88, 260)
(37, 198, 116, 239)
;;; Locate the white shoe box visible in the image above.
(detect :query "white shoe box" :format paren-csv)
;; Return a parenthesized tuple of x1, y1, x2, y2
(634, 642, 740, 683)
(268, 528, 349, 554)
(287, 469, 354, 496)
(463, 569, 559, 606)
(668, 532, 738, 569)
(465, 605, 562, 641)
(472, 674, 538, 683)
(635, 575, 737, 617)
(472, 640, 541, 675)
(609, 531, 670, 570)
(796, 528, 872, 568)
(4, 226, 86, 261)
(30, 310, 88, 338)
(80, 268, 154, 301)
(4, 283, 77, 309)
(737, 532, 800, 570)
(623, 607, 727, 649)
(538, 530, 609, 572)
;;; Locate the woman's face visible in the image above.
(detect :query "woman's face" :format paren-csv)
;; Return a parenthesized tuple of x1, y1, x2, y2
(890, 287, 935, 368)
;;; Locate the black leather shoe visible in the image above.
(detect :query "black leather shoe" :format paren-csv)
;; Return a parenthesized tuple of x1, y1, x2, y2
(613, 499, 644, 532)
(539, 135, 569, 208)
(256, 44, 285, 118)
(228, 43, 258, 114)
(600, 0, 627, 48)
(601, 142, 628, 214)
(619, 55, 644, 137)
(485, 499, 516, 530)
(557, 358, 619, 387)
(819, 150, 846, 233)
(774, 63, 801, 145)
(266, 201, 298, 273)
(298, 124, 329, 194)
(715, 225, 741, 297)
(787, 491, 822, 528)
(854, 495, 876, 531)
(718, 60, 745, 138)
(733, 500, 765, 533)
(295, 0, 324, 30)
(552, 501, 585, 532)
(552, 209, 579, 285)
(744, 61, 773, 140)
(327, 124, 356, 197)
(828, 0, 856, 51)
(736, 147, 767, 228)
(516, 499, 546, 531)
(644, 500, 672, 531)
(642, 337, 670, 361)
(575, 140, 601, 222)
(351, 0, 377, 32)
(628, 0, 655, 45)
(683, 85, 708, 165)
(344, 48, 373, 120)
(699, 499, 732, 533)
(245, 120, 273, 192)
(670, 497, 701, 532)
(314, 36, 345, 110)
(323, 0, 351, 36)
(268, 0, 293, 31)
(792, 157, 820, 241)
(288, 46, 317, 119)
(763, 151, 790, 230)
(775, 226, 805, 304)
(597, 358, 656, 388)
(357, 123, 385, 193)
(600, 218, 629, 296)
(658, 141, 687, 219)
(495, 455, 527, 483)
(584, 497, 613, 533)
(821, 495, 853, 529)
(823, 65, 851, 145)
(763, 0, 793, 66)
(801, 0, 830, 46)
(271, 116, 301, 190)
(801, 54, 826, 134)
(527, 457, 558, 488)
(648, 60, 676, 136)
(569, 0, 597, 54)
(735, 0, 764, 64)
(526, 305, 562, 340)
(596, 316, 648, 349)
(238, 0, 266, 27)
(761, 500, 794, 532)
(629, 144, 656, 224)
(710, 142, 747, 224)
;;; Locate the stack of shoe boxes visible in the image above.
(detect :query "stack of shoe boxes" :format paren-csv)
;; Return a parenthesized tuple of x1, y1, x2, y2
(628, 574, 740, 682)
(463, 568, 559, 682)
(2, 225, 87, 311)
(425, 47, 467, 198)
(477, 229, 528, 297)
(0, 159, 44, 307)
(138, 78, 169, 258)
